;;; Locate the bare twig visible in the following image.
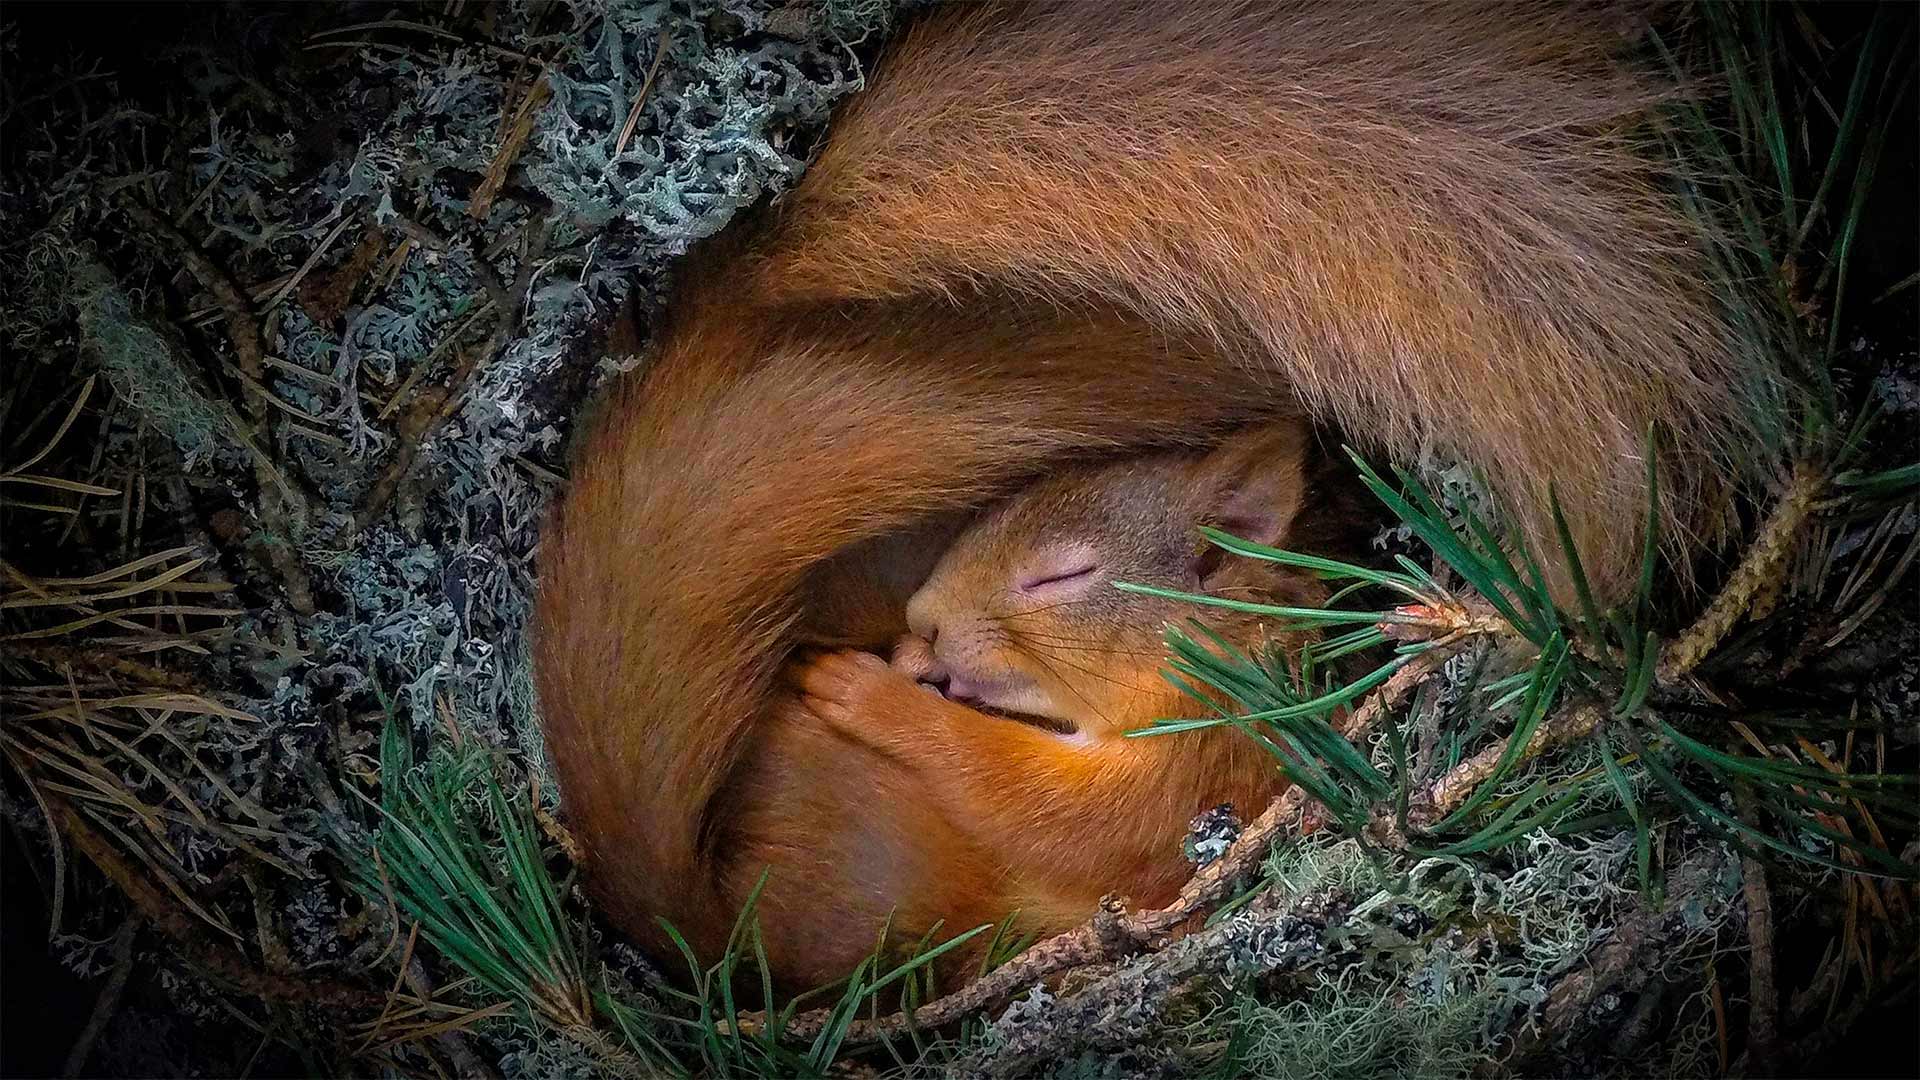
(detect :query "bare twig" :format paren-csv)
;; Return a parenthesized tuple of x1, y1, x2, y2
(966, 887, 1348, 1079)
(529, 774, 583, 863)
(612, 28, 672, 159)
(1735, 782, 1781, 1076)
(244, 867, 295, 974)
(470, 73, 552, 220)
(3, 644, 200, 690)
(43, 793, 381, 1011)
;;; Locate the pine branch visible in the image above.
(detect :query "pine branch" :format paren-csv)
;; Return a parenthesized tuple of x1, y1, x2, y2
(1659, 460, 1825, 681)
(1367, 699, 1608, 849)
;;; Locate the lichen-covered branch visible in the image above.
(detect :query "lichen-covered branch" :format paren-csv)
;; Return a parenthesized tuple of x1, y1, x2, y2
(116, 202, 318, 614)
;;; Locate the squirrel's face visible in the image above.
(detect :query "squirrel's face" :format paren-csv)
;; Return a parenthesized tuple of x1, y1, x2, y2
(895, 422, 1322, 736)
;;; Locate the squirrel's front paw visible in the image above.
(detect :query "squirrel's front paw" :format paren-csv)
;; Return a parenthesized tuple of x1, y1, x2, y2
(791, 649, 923, 742)
(889, 633, 943, 683)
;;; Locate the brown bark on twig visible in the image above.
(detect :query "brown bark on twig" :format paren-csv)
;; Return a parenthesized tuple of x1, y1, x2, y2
(966, 887, 1348, 1080)
(1735, 782, 1781, 1076)
(1373, 698, 1607, 845)
(1492, 846, 1735, 1074)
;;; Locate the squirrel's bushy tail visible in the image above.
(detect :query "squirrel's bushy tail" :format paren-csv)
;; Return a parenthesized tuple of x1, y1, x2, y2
(754, 0, 1775, 590)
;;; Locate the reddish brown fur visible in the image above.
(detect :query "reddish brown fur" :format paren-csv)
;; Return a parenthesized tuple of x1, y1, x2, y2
(534, 2, 1771, 987)
(775, 423, 1342, 981)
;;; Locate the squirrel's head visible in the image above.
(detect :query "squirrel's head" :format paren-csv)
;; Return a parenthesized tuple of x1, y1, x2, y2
(895, 421, 1331, 736)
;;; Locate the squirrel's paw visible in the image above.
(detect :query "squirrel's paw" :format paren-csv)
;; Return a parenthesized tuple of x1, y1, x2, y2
(792, 649, 925, 742)
(888, 633, 941, 682)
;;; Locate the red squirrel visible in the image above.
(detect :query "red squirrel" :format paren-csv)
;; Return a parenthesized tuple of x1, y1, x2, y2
(533, 2, 1778, 987)
(744, 421, 1359, 984)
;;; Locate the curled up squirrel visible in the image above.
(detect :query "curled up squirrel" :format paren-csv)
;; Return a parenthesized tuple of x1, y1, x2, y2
(533, 2, 1779, 989)
(770, 419, 1367, 984)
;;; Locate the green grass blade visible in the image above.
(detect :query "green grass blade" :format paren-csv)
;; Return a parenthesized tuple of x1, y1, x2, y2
(1598, 728, 1654, 893)
(1548, 484, 1606, 644)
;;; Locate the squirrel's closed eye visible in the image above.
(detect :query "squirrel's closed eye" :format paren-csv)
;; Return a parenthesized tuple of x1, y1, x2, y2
(1017, 546, 1101, 593)
(1020, 564, 1097, 592)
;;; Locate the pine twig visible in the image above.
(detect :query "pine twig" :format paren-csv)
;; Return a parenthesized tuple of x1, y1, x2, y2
(1659, 461, 1824, 681)
(1386, 698, 1607, 841)
(1735, 782, 1782, 1076)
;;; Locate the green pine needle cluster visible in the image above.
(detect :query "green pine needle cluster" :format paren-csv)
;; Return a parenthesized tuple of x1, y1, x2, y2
(342, 692, 599, 1039)
(1127, 444, 1916, 893)
(1119, 0, 1920, 907)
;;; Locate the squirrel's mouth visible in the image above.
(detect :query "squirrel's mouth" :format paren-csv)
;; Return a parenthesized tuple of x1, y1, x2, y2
(973, 703, 1077, 736)
(918, 658, 1079, 736)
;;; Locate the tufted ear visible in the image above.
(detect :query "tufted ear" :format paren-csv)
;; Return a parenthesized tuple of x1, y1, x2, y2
(1187, 421, 1311, 586)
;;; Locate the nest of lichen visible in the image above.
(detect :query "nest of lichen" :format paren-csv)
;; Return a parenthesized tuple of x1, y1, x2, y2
(1, 2, 1915, 1078)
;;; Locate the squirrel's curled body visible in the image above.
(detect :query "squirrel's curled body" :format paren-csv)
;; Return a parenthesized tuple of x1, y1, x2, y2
(534, 2, 1771, 987)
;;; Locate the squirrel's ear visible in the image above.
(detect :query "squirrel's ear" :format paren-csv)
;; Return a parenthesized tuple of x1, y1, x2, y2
(1188, 422, 1310, 582)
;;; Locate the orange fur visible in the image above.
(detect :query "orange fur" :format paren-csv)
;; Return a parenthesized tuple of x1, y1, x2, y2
(784, 423, 1340, 964)
(533, 2, 1774, 988)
